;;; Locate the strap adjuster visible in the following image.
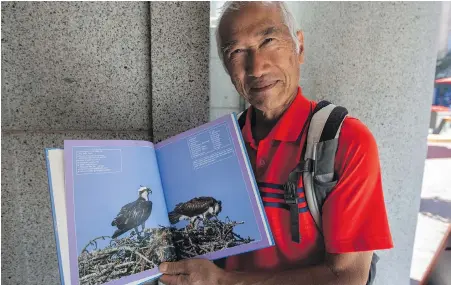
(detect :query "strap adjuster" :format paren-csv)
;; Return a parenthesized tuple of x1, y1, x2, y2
(283, 167, 302, 244)
(283, 179, 298, 204)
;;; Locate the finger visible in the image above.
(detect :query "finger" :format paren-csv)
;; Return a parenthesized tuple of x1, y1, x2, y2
(159, 260, 191, 275)
(159, 274, 189, 285)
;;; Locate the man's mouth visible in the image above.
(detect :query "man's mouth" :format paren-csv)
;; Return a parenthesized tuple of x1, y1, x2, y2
(249, 81, 278, 93)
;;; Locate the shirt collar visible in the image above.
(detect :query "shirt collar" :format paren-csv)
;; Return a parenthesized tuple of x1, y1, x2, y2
(241, 87, 313, 145)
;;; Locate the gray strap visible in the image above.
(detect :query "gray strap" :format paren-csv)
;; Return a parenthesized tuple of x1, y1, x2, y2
(305, 104, 336, 160)
(314, 115, 347, 182)
(303, 103, 336, 232)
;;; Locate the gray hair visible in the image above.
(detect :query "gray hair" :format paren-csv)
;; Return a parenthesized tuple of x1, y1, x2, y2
(215, 1, 299, 67)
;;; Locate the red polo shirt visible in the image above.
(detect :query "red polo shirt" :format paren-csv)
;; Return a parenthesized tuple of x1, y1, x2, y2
(225, 87, 393, 272)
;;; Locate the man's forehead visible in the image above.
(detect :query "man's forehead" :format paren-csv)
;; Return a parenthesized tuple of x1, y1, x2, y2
(218, 3, 285, 40)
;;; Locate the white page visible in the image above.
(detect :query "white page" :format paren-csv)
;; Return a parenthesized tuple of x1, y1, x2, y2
(47, 149, 71, 285)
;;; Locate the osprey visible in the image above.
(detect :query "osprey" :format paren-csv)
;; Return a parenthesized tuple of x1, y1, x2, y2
(111, 186, 152, 239)
(168, 196, 222, 228)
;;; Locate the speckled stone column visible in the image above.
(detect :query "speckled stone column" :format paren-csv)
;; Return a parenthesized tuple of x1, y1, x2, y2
(1, 2, 210, 285)
(294, 2, 441, 284)
(150, 2, 210, 142)
(1, 2, 151, 284)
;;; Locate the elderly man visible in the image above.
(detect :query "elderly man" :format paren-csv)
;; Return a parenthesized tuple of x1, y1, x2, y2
(159, 2, 393, 285)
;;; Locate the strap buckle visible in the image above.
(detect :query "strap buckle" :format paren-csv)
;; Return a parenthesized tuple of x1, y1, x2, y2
(283, 174, 298, 205)
(282, 159, 312, 204)
(283, 169, 302, 244)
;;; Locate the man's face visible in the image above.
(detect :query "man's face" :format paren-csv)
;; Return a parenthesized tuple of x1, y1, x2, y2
(218, 3, 304, 113)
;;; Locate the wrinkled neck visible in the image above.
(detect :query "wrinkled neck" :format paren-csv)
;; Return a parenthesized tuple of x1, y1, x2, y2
(252, 89, 297, 142)
(252, 103, 289, 143)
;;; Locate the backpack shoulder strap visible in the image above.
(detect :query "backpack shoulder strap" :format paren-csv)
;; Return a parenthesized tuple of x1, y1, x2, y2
(302, 101, 379, 285)
(303, 100, 348, 232)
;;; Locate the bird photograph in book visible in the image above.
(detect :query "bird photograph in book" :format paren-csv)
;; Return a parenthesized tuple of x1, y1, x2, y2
(166, 195, 256, 260)
(168, 196, 222, 228)
(111, 186, 153, 239)
(69, 145, 178, 285)
(76, 183, 176, 285)
(153, 116, 269, 260)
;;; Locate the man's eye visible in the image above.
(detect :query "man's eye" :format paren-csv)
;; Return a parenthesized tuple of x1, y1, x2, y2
(231, 49, 243, 55)
(262, 38, 274, 45)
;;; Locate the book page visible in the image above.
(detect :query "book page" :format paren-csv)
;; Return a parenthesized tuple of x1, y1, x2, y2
(46, 149, 71, 285)
(156, 114, 273, 261)
(63, 140, 175, 285)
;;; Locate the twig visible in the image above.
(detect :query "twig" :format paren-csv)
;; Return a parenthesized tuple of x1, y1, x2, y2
(81, 236, 111, 253)
(119, 246, 153, 264)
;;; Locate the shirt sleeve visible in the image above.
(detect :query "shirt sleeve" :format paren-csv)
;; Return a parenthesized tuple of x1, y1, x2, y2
(321, 117, 394, 253)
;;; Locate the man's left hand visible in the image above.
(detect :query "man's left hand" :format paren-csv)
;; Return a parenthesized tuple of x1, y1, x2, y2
(159, 259, 226, 285)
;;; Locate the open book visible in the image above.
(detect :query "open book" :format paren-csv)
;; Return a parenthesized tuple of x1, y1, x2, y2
(45, 114, 274, 285)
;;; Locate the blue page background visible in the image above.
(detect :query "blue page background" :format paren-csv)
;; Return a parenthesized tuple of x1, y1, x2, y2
(156, 122, 261, 242)
(72, 146, 169, 255)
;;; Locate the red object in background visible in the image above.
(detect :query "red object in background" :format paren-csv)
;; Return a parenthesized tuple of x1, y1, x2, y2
(435, 77, 451, 85)
(427, 145, 451, 159)
(431, 105, 451, 112)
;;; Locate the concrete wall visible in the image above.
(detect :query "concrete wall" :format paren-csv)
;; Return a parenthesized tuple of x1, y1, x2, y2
(436, 1, 451, 60)
(1, 1, 441, 285)
(1, 2, 151, 284)
(294, 2, 441, 285)
(1, 2, 209, 285)
(209, 1, 243, 121)
(151, 2, 210, 140)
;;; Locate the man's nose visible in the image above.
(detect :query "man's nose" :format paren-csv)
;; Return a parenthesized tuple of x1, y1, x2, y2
(245, 50, 268, 78)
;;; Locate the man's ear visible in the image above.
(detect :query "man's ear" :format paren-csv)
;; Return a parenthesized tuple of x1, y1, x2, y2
(297, 30, 304, 64)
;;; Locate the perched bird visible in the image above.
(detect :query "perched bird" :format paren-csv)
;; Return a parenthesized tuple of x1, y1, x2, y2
(111, 186, 152, 239)
(168, 196, 222, 228)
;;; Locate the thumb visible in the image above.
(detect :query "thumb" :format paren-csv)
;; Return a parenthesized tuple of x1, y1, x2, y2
(159, 274, 189, 285)
(159, 260, 191, 275)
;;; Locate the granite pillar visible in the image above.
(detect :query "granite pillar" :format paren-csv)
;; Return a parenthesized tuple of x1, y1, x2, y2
(1, 2, 151, 284)
(295, 2, 441, 284)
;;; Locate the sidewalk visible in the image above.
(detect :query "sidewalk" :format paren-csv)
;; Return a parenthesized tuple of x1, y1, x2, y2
(410, 142, 451, 285)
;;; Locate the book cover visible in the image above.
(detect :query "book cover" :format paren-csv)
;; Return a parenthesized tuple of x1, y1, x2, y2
(46, 114, 274, 285)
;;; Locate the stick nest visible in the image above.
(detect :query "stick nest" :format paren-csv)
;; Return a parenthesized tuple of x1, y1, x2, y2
(78, 217, 253, 285)
(171, 217, 254, 259)
(78, 227, 176, 285)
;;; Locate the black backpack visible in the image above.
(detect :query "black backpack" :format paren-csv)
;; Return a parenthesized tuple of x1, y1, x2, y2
(216, 100, 378, 284)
